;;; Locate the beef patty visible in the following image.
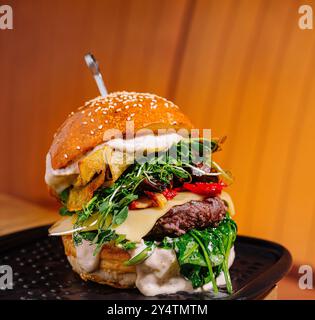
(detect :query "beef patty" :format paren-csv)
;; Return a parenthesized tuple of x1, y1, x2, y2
(146, 196, 226, 239)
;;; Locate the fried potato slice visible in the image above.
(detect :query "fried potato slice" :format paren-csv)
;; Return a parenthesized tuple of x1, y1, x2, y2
(66, 148, 134, 211)
(67, 171, 105, 211)
(73, 147, 132, 188)
(73, 148, 108, 187)
(107, 150, 134, 182)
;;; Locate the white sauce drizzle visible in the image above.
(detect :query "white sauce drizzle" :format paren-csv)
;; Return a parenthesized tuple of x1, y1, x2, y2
(75, 239, 100, 273)
(106, 133, 182, 153)
(69, 238, 235, 296)
(131, 243, 235, 296)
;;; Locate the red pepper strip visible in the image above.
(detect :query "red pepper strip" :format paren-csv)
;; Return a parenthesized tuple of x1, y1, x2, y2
(129, 201, 138, 210)
(182, 182, 225, 196)
(144, 191, 155, 199)
(162, 188, 178, 200)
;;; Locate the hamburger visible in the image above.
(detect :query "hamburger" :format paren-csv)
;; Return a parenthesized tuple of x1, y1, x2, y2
(46, 91, 237, 296)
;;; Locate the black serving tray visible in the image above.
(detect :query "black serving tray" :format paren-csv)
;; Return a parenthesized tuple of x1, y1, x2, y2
(0, 225, 292, 300)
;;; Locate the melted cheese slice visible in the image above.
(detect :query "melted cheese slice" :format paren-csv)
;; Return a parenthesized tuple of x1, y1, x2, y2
(219, 191, 235, 216)
(115, 192, 204, 242)
(49, 192, 203, 240)
(49, 191, 235, 241)
(48, 214, 99, 236)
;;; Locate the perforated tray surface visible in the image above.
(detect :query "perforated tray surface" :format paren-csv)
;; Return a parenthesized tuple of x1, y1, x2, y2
(0, 226, 291, 300)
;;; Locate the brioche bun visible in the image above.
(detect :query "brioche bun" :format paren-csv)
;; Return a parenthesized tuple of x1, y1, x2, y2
(62, 235, 136, 288)
(49, 92, 193, 170)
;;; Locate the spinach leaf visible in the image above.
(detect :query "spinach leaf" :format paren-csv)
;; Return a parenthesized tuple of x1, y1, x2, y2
(174, 234, 206, 266)
(161, 216, 237, 294)
(190, 230, 218, 293)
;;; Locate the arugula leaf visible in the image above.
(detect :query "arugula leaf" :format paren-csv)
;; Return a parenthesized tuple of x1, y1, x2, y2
(114, 234, 126, 244)
(93, 229, 118, 254)
(59, 206, 73, 216)
(98, 201, 110, 214)
(120, 241, 137, 251)
(73, 231, 97, 246)
(112, 206, 128, 225)
(124, 242, 155, 266)
(60, 188, 69, 205)
(81, 231, 97, 242)
(68, 138, 221, 250)
(73, 232, 83, 246)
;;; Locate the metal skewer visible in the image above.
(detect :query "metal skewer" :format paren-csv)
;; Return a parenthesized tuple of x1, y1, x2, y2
(84, 53, 108, 97)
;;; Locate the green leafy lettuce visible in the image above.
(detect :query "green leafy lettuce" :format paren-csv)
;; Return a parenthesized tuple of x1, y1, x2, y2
(61, 138, 219, 251)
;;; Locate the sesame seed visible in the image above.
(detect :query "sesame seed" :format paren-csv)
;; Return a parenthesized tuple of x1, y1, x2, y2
(82, 121, 87, 125)
(90, 130, 94, 135)
(76, 146, 81, 150)
(116, 108, 121, 112)
(98, 125, 103, 129)
(88, 112, 92, 116)
(64, 154, 68, 159)
(105, 120, 108, 124)
(91, 118, 95, 123)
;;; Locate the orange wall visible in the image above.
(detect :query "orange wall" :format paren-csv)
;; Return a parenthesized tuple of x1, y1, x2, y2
(0, 0, 314, 266)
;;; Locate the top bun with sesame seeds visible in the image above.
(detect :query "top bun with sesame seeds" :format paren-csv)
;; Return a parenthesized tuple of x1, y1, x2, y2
(49, 91, 193, 170)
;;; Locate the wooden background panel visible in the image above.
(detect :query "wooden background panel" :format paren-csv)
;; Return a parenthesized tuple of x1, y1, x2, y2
(0, 0, 315, 266)
(279, 40, 315, 262)
(174, 0, 315, 264)
(0, 0, 189, 202)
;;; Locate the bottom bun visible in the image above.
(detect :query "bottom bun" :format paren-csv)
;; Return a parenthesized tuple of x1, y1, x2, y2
(62, 235, 235, 293)
(62, 235, 136, 289)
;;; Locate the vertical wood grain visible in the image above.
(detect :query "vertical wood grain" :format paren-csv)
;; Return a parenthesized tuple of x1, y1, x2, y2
(174, 0, 315, 264)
